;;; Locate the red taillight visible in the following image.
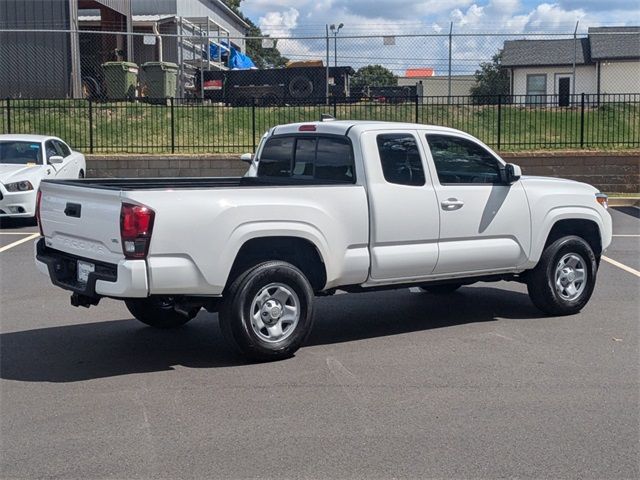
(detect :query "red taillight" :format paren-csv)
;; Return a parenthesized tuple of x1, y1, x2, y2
(120, 203, 155, 259)
(298, 124, 316, 131)
(36, 189, 44, 236)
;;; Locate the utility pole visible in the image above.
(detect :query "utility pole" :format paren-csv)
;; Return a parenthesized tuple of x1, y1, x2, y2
(448, 22, 453, 104)
(573, 20, 579, 98)
(325, 24, 330, 104)
(330, 23, 343, 68)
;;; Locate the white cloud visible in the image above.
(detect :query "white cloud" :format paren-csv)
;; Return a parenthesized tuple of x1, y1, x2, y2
(240, 0, 638, 76)
(258, 8, 300, 37)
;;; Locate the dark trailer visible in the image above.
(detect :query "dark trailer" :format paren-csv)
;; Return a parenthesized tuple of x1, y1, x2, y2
(197, 66, 355, 105)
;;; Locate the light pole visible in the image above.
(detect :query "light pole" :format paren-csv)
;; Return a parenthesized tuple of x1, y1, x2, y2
(329, 23, 343, 68)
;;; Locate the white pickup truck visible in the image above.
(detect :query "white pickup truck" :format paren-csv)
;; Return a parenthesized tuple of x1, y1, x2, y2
(36, 120, 612, 360)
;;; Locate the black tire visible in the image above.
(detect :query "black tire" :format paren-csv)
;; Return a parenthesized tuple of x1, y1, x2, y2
(125, 296, 198, 328)
(526, 235, 598, 316)
(219, 261, 315, 361)
(78, 170, 85, 178)
(288, 75, 314, 98)
(419, 283, 463, 294)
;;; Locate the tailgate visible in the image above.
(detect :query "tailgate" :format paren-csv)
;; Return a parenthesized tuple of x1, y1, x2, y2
(39, 181, 124, 264)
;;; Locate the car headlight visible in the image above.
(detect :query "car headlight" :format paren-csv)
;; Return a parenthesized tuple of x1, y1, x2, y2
(4, 180, 34, 192)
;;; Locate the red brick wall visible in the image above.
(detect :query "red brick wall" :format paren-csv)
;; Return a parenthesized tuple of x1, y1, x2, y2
(501, 151, 639, 194)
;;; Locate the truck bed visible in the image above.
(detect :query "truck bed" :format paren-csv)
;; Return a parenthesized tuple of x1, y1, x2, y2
(44, 176, 345, 191)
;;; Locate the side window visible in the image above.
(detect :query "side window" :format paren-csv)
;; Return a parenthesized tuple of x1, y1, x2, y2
(54, 140, 72, 157)
(426, 134, 501, 184)
(376, 133, 425, 186)
(257, 136, 294, 177)
(44, 140, 61, 162)
(314, 137, 354, 183)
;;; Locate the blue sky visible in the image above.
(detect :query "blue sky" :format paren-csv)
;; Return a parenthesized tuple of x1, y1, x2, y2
(241, 0, 640, 36)
(238, 0, 640, 74)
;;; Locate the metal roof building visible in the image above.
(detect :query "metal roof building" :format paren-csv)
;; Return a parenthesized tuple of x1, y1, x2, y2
(0, 0, 133, 98)
(0, 0, 249, 99)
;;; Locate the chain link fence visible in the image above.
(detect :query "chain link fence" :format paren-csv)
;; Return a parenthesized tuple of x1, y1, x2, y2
(0, 26, 638, 152)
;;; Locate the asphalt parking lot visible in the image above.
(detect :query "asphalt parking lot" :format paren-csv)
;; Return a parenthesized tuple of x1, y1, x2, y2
(1, 208, 638, 479)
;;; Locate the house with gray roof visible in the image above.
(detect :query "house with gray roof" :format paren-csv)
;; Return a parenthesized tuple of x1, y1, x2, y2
(502, 26, 639, 105)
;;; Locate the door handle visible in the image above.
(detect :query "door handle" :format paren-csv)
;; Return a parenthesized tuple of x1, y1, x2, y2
(441, 198, 464, 210)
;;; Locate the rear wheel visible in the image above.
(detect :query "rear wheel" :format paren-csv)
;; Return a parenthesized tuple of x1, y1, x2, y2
(219, 261, 314, 361)
(419, 283, 462, 294)
(526, 235, 597, 315)
(125, 296, 199, 328)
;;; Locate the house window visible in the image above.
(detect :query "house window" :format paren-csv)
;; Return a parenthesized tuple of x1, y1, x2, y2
(526, 74, 547, 104)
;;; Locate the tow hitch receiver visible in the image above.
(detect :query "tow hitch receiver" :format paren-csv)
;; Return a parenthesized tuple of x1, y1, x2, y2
(70, 293, 100, 308)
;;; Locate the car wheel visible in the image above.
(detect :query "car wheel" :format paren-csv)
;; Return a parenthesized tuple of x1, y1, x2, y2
(219, 261, 315, 361)
(125, 296, 198, 328)
(527, 235, 597, 316)
(78, 170, 85, 178)
(419, 283, 462, 294)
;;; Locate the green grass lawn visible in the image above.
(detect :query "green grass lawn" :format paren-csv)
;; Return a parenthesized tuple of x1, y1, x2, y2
(2, 99, 638, 154)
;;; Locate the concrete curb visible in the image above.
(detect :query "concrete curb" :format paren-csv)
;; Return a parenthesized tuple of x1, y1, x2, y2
(608, 197, 640, 207)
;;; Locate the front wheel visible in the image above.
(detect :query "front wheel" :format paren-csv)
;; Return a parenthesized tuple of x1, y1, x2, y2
(526, 235, 597, 316)
(219, 261, 315, 361)
(125, 296, 199, 328)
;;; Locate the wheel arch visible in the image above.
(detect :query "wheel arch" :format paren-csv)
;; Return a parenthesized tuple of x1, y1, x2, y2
(531, 209, 604, 265)
(224, 234, 328, 292)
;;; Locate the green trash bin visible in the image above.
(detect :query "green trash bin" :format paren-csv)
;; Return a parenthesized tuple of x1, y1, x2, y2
(141, 62, 178, 102)
(102, 61, 139, 100)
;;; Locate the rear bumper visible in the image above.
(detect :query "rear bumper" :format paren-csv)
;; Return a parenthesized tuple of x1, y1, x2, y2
(35, 238, 148, 299)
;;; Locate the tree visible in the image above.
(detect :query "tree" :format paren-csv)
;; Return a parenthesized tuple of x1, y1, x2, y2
(222, 0, 288, 68)
(470, 51, 510, 104)
(350, 65, 398, 90)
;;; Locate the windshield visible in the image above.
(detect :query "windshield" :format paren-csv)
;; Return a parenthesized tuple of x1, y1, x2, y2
(0, 141, 43, 165)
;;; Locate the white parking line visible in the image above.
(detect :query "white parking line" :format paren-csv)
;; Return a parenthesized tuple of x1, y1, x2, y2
(612, 234, 640, 237)
(0, 233, 40, 253)
(602, 256, 640, 278)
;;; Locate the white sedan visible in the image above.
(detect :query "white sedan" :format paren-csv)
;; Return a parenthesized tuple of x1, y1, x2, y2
(0, 134, 86, 218)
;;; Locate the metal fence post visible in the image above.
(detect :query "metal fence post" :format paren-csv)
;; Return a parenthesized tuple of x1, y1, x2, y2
(170, 97, 175, 154)
(251, 97, 256, 152)
(6, 98, 11, 134)
(414, 94, 419, 124)
(497, 94, 502, 150)
(333, 96, 337, 118)
(580, 92, 585, 148)
(88, 99, 94, 154)
(447, 22, 453, 105)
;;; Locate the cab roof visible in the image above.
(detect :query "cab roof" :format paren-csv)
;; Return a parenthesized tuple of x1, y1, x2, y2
(271, 120, 466, 137)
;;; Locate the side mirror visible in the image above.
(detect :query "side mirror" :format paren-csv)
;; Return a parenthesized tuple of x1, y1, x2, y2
(504, 163, 522, 184)
(49, 155, 64, 164)
(240, 153, 253, 164)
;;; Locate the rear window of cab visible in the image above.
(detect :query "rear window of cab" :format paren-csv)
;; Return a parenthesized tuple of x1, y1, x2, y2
(257, 135, 355, 184)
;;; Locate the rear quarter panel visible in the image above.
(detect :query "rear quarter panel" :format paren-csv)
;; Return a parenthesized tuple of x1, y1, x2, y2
(124, 185, 370, 295)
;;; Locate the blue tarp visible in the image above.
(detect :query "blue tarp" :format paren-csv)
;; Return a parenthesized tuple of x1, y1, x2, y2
(228, 48, 256, 69)
(209, 41, 230, 60)
(208, 41, 256, 69)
